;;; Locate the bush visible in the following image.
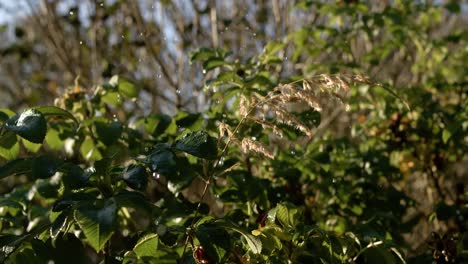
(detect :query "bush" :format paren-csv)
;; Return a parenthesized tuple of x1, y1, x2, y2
(0, 1, 467, 263)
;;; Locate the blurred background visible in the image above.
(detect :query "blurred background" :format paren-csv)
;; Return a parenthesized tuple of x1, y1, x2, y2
(1, 0, 465, 113)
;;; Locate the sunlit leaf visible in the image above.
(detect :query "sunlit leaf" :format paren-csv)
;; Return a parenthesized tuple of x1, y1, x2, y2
(74, 200, 118, 252)
(5, 109, 47, 144)
(174, 131, 218, 160)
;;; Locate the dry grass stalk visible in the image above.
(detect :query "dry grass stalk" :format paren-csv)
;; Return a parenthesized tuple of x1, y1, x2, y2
(220, 74, 382, 160)
(241, 138, 274, 159)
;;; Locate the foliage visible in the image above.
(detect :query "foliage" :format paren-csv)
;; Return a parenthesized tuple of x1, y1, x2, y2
(0, 1, 467, 264)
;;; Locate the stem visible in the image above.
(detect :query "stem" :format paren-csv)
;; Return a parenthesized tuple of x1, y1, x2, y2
(181, 88, 279, 258)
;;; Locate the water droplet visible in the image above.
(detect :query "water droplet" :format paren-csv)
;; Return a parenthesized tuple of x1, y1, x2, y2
(152, 172, 160, 180)
(79, 41, 83, 45)
(202, 69, 207, 74)
(100, 2, 104, 7)
(252, 136, 257, 141)
(157, 74, 162, 78)
(290, 150, 296, 155)
(69, 11, 74, 15)
(121, 35, 125, 39)
(176, 89, 181, 94)
(332, 178, 336, 183)
(252, 33, 257, 37)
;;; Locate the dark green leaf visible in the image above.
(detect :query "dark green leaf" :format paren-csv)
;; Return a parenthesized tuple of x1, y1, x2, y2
(121, 164, 148, 190)
(195, 222, 231, 263)
(74, 199, 118, 252)
(0, 158, 33, 179)
(146, 144, 177, 176)
(50, 212, 68, 240)
(174, 131, 218, 160)
(95, 121, 123, 146)
(5, 109, 47, 144)
(33, 106, 78, 125)
(32, 155, 63, 179)
(113, 191, 153, 215)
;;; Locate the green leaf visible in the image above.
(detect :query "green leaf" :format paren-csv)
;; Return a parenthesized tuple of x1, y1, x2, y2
(190, 47, 226, 62)
(44, 128, 66, 151)
(5, 109, 47, 144)
(202, 58, 226, 72)
(117, 77, 139, 98)
(95, 121, 123, 146)
(0, 108, 15, 123)
(50, 212, 68, 240)
(361, 246, 398, 264)
(80, 137, 102, 161)
(146, 144, 177, 176)
(133, 233, 158, 258)
(174, 131, 218, 160)
(62, 164, 91, 190)
(33, 106, 78, 125)
(442, 129, 451, 143)
(263, 41, 286, 56)
(113, 191, 153, 215)
(276, 203, 300, 228)
(74, 200, 118, 252)
(195, 222, 231, 263)
(0, 158, 33, 179)
(32, 155, 62, 179)
(22, 139, 42, 153)
(121, 164, 148, 190)
(0, 131, 20, 160)
(221, 222, 262, 254)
